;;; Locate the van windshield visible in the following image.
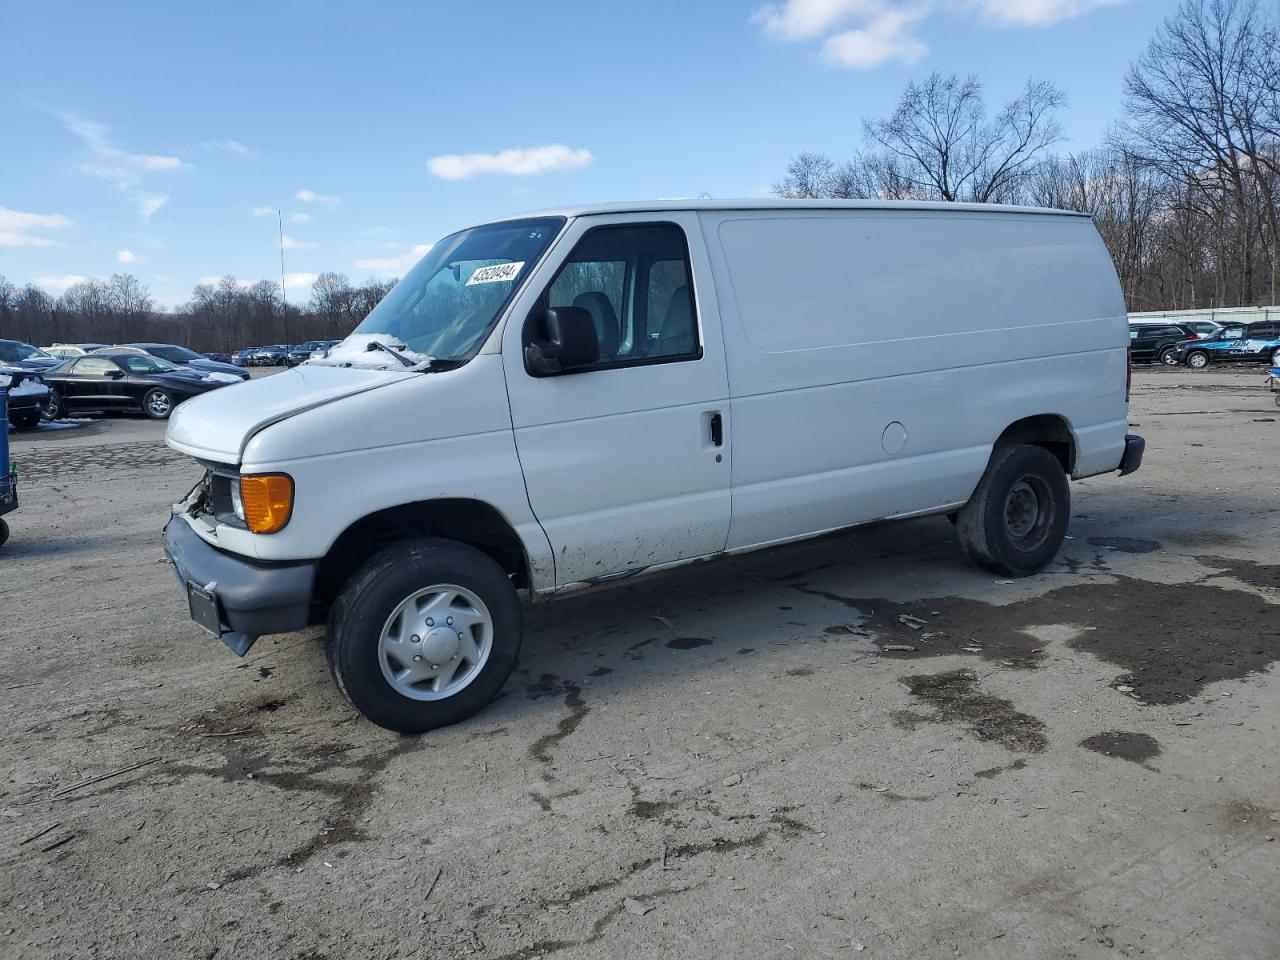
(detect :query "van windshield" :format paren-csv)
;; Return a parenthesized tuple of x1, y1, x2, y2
(350, 217, 564, 363)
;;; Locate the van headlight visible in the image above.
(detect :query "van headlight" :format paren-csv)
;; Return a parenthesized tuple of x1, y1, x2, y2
(230, 480, 245, 522)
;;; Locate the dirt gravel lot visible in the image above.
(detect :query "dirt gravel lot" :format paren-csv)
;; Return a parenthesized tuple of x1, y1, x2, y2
(2, 365, 1278, 960)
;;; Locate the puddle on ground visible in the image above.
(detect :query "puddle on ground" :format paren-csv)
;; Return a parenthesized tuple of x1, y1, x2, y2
(1080, 731, 1160, 764)
(665, 636, 713, 650)
(897, 669, 1047, 752)
(974, 758, 1028, 779)
(1197, 555, 1280, 590)
(1087, 537, 1162, 553)
(795, 568, 1280, 705)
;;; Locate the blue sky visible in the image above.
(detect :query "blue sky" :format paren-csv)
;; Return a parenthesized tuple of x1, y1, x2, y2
(1, 0, 1175, 310)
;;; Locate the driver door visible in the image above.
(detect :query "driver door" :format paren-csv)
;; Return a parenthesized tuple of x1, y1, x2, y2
(502, 214, 732, 587)
(62, 357, 129, 410)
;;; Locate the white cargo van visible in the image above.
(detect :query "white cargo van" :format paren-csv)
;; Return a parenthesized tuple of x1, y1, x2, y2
(164, 200, 1143, 733)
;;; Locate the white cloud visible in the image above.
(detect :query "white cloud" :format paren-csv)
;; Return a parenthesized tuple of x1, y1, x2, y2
(290, 212, 313, 224)
(280, 233, 317, 250)
(280, 271, 319, 293)
(63, 115, 191, 187)
(207, 138, 253, 156)
(135, 193, 169, 221)
(116, 249, 138, 264)
(295, 188, 340, 205)
(251, 206, 276, 217)
(62, 114, 189, 220)
(355, 243, 432, 274)
(426, 144, 593, 181)
(35, 274, 92, 295)
(753, 0, 1123, 67)
(0, 206, 72, 247)
(753, 0, 885, 39)
(971, 0, 1122, 25)
(822, 6, 927, 66)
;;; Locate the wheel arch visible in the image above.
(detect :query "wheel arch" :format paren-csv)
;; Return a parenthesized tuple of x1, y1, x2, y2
(312, 498, 533, 615)
(993, 414, 1076, 474)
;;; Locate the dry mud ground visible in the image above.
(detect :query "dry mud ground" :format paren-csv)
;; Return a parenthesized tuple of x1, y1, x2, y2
(1, 366, 1278, 960)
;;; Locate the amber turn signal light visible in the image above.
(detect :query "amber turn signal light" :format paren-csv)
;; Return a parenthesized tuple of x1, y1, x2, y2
(239, 473, 294, 534)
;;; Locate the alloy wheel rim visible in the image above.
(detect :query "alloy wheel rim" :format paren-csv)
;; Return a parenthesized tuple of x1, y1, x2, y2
(377, 583, 493, 701)
(148, 392, 171, 416)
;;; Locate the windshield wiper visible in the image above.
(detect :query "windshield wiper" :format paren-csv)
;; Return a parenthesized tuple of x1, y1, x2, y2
(365, 340, 417, 367)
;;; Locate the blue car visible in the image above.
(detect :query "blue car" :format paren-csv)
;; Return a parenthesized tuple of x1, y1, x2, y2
(123, 343, 250, 380)
(1174, 320, 1280, 369)
(0, 339, 62, 373)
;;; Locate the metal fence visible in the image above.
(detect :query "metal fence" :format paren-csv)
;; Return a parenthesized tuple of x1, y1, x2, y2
(1129, 305, 1279, 324)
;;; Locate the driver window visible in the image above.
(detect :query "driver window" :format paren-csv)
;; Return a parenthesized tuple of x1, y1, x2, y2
(1223, 326, 1245, 339)
(73, 357, 122, 375)
(542, 223, 700, 370)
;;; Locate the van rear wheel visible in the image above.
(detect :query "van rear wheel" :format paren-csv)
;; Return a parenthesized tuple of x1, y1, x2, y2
(955, 444, 1069, 577)
(326, 537, 522, 734)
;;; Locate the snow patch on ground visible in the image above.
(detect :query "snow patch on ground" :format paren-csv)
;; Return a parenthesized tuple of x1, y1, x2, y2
(303, 333, 434, 371)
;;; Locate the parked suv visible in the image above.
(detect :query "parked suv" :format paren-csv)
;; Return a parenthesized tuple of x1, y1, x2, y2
(1175, 321, 1280, 368)
(1128, 323, 1199, 365)
(163, 199, 1143, 734)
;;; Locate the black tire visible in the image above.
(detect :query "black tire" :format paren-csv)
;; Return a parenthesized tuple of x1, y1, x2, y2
(43, 389, 65, 421)
(955, 443, 1070, 577)
(1186, 350, 1210, 370)
(9, 409, 40, 431)
(0, 518, 8, 549)
(142, 388, 174, 420)
(326, 538, 522, 734)
(1158, 346, 1180, 365)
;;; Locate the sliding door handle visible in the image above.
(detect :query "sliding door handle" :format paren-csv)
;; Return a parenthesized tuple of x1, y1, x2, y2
(709, 412, 723, 447)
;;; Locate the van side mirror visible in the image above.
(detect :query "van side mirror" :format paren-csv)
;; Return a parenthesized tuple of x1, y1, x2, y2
(525, 306, 600, 376)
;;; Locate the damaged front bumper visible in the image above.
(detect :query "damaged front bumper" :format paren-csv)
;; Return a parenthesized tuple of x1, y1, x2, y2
(163, 513, 316, 656)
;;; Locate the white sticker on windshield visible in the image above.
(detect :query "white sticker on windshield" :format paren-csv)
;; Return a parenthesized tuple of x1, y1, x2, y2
(465, 261, 524, 286)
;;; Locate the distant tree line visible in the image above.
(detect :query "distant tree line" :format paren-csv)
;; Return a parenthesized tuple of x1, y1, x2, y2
(0, 271, 396, 352)
(773, 0, 1280, 312)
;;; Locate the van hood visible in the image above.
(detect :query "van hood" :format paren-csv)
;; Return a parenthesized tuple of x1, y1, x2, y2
(166, 365, 416, 463)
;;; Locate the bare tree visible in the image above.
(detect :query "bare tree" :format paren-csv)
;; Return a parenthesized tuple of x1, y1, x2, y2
(1122, 0, 1277, 302)
(773, 152, 838, 198)
(862, 73, 1065, 202)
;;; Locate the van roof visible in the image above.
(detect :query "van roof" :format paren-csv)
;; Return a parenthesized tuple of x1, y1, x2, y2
(490, 198, 1092, 222)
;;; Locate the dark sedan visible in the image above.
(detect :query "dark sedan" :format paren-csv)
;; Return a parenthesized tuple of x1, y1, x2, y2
(248, 344, 290, 366)
(202, 351, 233, 364)
(1, 366, 50, 430)
(286, 340, 335, 365)
(42, 351, 235, 421)
(121, 343, 249, 380)
(0, 339, 62, 373)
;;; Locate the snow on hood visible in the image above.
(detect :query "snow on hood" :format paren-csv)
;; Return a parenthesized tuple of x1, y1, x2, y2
(303, 333, 435, 371)
(166, 363, 416, 463)
(8, 377, 49, 397)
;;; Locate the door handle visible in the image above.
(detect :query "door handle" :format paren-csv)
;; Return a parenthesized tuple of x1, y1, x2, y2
(709, 412, 723, 447)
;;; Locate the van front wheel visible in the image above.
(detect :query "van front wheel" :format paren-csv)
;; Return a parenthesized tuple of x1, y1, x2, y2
(326, 538, 522, 734)
(955, 444, 1069, 577)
